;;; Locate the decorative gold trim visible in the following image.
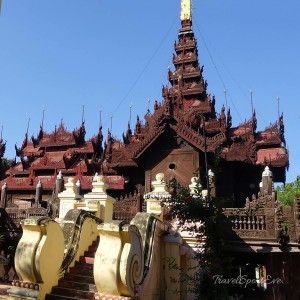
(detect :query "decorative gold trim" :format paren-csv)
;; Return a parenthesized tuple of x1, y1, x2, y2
(181, 0, 191, 21)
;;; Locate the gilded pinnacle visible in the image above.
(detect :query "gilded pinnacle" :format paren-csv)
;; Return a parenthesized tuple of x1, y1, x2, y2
(181, 0, 192, 21)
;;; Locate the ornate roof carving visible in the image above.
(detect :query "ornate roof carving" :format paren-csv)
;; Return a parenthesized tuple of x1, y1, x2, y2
(0, 7, 289, 195)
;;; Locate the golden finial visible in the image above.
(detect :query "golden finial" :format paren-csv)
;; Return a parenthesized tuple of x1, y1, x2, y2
(181, 0, 192, 21)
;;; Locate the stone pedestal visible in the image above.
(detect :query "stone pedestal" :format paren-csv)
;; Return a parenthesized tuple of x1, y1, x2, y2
(143, 173, 171, 221)
(83, 175, 115, 221)
(58, 178, 81, 219)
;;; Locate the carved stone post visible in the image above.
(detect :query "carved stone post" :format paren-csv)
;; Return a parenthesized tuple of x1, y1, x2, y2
(13, 217, 64, 300)
(58, 177, 81, 219)
(0, 182, 7, 208)
(143, 173, 171, 221)
(83, 174, 116, 221)
(261, 166, 273, 196)
(94, 222, 143, 297)
(164, 234, 182, 300)
(75, 179, 81, 196)
(55, 171, 64, 194)
(35, 181, 42, 207)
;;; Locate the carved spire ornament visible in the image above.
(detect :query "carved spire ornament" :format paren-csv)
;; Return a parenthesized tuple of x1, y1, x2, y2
(181, 0, 192, 21)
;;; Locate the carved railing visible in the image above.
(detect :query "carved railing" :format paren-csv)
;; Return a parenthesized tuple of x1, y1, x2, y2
(60, 209, 102, 273)
(4, 207, 49, 229)
(94, 213, 169, 299)
(113, 191, 143, 222)
(230, 215, 266, 231)
(223, 208, 277, 240)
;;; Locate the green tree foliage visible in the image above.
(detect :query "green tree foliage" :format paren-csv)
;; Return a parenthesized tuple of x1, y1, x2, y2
(164, 180, 237, 300)
(276, 176, 300, 206)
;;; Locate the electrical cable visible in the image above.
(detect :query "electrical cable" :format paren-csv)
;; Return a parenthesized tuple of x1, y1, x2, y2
(194, 19, 243, 123)
(102, 15, 179, 127)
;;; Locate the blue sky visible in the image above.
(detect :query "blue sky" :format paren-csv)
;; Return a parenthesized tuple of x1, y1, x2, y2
(0, 0, 299, 183)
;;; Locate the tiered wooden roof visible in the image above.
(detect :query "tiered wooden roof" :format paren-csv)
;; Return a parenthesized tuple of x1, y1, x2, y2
(0, 2, 289, 196)
(3, 121, 106, 191)
(99, 18, 288, 182)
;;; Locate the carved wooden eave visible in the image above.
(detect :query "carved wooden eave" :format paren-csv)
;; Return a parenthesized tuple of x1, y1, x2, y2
(73, 121, 86, 145)
(107, 111, 228, 170)
(174, 36, 197, 52)
(168, 65, 200, 82)
(229, 121, 255, 141)
(256, 131, 282, 147)
(109, 147, 138, 168)
(22, 143, 44, 158)
(89, 127, 104, 157)
(33, 122, 86, 148)
(256, 147, 289, 168)
(31, 152, 66, 170)
(256, 123, 282, 147)
(132, 125, 166, 159)
(181, 99, 211, 114)
(4, 174, 56, 191)
(221, 139, 257, 164)
(5, 162, 27, 175)
(171, 123, 226, 152)
(15, 133, 28, 157)
(107, 129, 165, 167)
(4, 121, 98, 193)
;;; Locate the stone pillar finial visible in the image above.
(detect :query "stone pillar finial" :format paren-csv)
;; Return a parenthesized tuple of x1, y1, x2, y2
(261, 166, 273, 196)
(55, 171, 64, 194)
(58, 177, 82, 219)
(75, 179, 81, 196)
(93, 172, 99, 182)
(189, 176, 200, 196)
(57, 170, 63, 180)
(0, 182, 7, 208)
(143, 173, 171, 220)
(83, 175, 115, 221)
(35, 180, 42, 207)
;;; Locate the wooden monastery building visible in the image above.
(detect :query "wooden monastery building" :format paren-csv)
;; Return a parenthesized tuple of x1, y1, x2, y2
(0, 4, 288, 213)
(1, 2, 300, 300)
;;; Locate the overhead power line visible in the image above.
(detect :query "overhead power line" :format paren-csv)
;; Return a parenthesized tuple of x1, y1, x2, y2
(103, 15, 179, 128)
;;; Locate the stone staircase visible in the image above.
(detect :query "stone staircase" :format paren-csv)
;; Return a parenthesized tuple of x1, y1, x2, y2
(45, 238, 99, 300)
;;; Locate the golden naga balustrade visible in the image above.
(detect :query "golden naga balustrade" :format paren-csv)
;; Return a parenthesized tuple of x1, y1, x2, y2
(4, 168, 300, 299)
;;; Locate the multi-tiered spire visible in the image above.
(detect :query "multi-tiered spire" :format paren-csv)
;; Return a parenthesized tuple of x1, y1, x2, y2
(162, 0, 221, 133)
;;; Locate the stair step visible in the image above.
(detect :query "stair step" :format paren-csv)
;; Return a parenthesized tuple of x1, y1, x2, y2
(45, 293, 89, 300)
(50, 286, 95, 299)
(63, 273, 94, 284)
(74, 261, 94, 269)
(79, 256, 94, 264)
(88, 245, 98, 252)
(84, 251, 95, 258)
(46, 237, 99, 300)
(58, 279, 97, 292)
(69, 267, 94, 277)
(92, 237, 99, 246)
